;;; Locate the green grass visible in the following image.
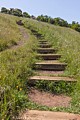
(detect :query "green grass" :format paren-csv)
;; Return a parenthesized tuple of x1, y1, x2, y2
(23, 18, 80, 77)
(0, 14, 80, 119)
(0, 14, 38, 119)
(23, 101, 80, 114)
(27, 80, 76, 95)
(23, 18, 80, 114)
(0, 13, 21, 51)
(0, 39, 38, 119)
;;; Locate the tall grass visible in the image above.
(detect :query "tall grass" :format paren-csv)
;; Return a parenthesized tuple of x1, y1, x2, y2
(0, 14, 80, 119)
(0, 13, 21, 51)
(0, 42, 38, 119)
(0, 15, 38, 119)
(23, 18, 80, 77)
(23, 18, 80, 113)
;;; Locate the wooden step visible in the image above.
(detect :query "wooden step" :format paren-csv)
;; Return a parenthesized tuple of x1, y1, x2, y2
(38, 41, 49, 44)
(30, 30, 43, 37)
(34, 70, 64, 76)
(35, 61, 67, 71)
(39, 44, 52, 48)
(36, 54, 61, 60)
(37, 48, 57, 54)
(20, 110, 80, 120)
(30, 76, 76, 82)
(38, 42, 49, 44)
(38, 40, 48, 43)
(38, 40, 48, 42)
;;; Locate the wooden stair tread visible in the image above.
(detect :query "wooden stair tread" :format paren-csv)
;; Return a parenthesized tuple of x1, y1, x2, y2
(37, 48, 56, 50)
(39, 44, 52, 48)
(37, 48, 57, 54)
(30, 76, 76, 82)
(36, 61, 67, 65)
(36, 54, 61, 60)
(20, 110, 80, 120)
(39, 41, 49, 43)
(35, 61, 67, 71)
(34, 70, 64, 76)
(37, 53, 61, 57)
(39, 44, 51, 45)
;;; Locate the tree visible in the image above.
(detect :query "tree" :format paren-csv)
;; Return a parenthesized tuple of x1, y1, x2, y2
(23, 12, 30, 18)
(72, 21, 76, 25)
(31, 15, 36, 19)
(12, 9, 23, 17)
(71, 22, 80, 32)
(54, 17, 68, 27)
(9, 8, 14, 14)
(1, 7, 8, 14)
(48, 17, 55, 24)
(37, 15, 49, 22)
(44, 15, 49, 22)
(37, 15, 44, 21)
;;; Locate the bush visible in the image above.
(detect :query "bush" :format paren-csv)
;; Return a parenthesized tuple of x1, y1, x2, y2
(23, 12, 30, 18)
(12, 9, 23, 17)
(1, 7, 8, 14)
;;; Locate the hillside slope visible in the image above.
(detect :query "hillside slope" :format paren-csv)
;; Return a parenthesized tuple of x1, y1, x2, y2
(0, 13, 38, 119)
(23, 18, 80, 78)
(0, 14, 80, 119)
(23, 18, 80, 114)
(0, 13, 21, 51)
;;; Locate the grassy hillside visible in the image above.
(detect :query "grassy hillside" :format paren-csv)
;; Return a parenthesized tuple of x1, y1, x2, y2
(0, 14, 80, 119)
(0, 14, 38, 119)
(23, 18, 80, 78)
(0, 13, 21, 51)
(23, 18, 80, 113)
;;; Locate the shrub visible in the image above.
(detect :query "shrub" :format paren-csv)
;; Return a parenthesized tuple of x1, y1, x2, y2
(23, 12, 30, 18)
(1, 7, 8, 14)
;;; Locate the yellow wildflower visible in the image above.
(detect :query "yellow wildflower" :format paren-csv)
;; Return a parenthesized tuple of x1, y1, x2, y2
(16, 86, 18, 88)
(20, 88, 22, 91)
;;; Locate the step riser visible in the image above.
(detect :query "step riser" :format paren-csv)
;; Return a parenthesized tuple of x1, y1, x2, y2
(38, 42, 48, 44)
(33, 34, 44, 38)
(37, 55, 61, 60)
(37, 49, 56, 54)
(39, 44, 52, 48)
(35, 71, 64, 76)
(38, 40, 47, 42)
(39, 42, 48, 44)
(35, 64, 66, 71)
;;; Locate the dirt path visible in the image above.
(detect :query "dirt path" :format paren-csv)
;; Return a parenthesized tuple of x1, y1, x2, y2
(0, 26, 29, 53)
(28, 88, 71, 107)
(10, 26, 29, 50)
(19, 31, 79, 120)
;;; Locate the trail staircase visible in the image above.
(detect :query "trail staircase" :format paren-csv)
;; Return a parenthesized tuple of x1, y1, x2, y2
(30, 39, 76, 82)
(23, 31, 79, 120)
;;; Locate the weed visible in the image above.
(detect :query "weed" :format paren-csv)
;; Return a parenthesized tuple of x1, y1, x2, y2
(23, 18, 80, 113)
(0, 13, 21, 51)
(34, 80, 76, 95)
(0, 14, 38, 119)
(0, 13, 80, 119)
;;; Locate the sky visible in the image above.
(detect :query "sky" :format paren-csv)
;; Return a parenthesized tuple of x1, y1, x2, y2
(0, 0, 80, 23)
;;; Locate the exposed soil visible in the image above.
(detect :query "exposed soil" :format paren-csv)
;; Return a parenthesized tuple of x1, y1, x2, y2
(28, 88, 71, 107)
(11, 26, 29, 49)
(35, 70, 64, 76)
(19, 110, 80, 120)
